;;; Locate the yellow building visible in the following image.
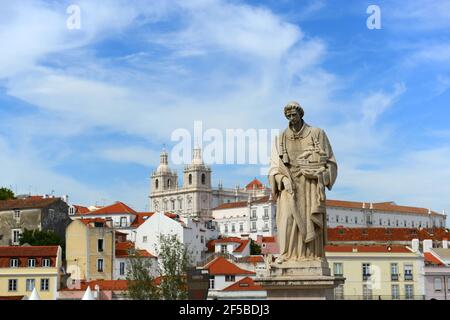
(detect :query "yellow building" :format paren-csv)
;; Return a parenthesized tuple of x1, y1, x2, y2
(0, 245, 62, 300)
(66, 219, 114, 281)
(326, 245, 425, 300)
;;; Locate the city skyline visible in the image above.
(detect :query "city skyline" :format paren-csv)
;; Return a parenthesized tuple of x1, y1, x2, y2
(0, 0, 449, 222)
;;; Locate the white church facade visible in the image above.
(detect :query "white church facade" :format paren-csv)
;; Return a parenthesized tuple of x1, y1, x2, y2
(149, 146, 270, 219)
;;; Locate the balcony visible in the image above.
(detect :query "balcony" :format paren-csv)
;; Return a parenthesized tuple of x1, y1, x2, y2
(262, 215, 270, 221)
(250, 216, 258, 221)
(391, 274, 399, 281)
(362, 274, 371, 281)
(250, 228, 257, 233)
(404, 274, 414, 281)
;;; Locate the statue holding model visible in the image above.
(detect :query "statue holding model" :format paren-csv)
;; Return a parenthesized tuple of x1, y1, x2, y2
(268, 101, 338, 264)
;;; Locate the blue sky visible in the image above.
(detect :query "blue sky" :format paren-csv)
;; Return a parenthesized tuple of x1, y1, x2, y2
(0, 0, 450, 221)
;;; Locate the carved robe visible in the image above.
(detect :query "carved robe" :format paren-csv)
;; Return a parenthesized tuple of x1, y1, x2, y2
(269, 123, 337, 261)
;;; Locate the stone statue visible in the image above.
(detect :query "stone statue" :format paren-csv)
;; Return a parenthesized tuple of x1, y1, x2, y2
(268, 101, 337, 264)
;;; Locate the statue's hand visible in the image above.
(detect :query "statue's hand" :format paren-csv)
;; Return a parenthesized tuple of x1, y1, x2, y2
(281, 177, 293, 194)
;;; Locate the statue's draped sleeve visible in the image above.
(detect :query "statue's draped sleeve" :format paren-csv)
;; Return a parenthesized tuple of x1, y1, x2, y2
(320, 129, 337, 190)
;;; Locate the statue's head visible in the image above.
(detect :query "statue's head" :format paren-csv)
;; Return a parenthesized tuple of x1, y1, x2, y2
(284, 101, 304, 125)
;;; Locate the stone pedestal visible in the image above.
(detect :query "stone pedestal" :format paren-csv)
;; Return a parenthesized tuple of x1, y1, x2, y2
(255, 259, 345, 300)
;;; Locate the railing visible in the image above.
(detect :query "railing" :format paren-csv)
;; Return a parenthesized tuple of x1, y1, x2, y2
(334, 295, 425, 300)
(250, 216, 258, 221)
(391, 274, 399, 281)
(262, 215, 270, 221)
(363, 274, 371, 281)
(404, 274, 414, 281)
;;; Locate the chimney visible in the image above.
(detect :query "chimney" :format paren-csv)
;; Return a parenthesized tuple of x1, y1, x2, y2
(423, 239, 433, 253)
(411, 239, 419, 252)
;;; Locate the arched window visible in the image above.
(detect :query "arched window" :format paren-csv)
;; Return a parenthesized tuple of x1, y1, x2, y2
(201, 173, 206, 185)
(168, 179, 171, 189)
(189, 174, 192, 185)
(155, 179, 159, 189)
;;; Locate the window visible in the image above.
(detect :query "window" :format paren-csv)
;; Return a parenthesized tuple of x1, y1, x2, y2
(11, 229, 21, 245)
(14, 210, 20, 220)
(333, 263, 343, 277)
(362, 263, 371, 280)
(345, 216, 348, 223)
(405, 284, 414, 300)
(143, 236, 148, 243)
(167, 179, 171, 189)
(28, 259, 36, 268)
(391, 263, 399, 281)
(239, 223, 244, 232)
(434, 278, 443, 292)
(264, 208, 269, 219)
(179, 199, 183, 210)
(9, 258, 19, 268)
(231, 224, 236, 232)
(97, 259, 104, 272)
(225, 275, 235, 282)
(362, 284, 372, 300)
(40, 278, 50, 291)
(98, 239, 104, 252)
(155, 179, 159, 189)
(171, 200, 175, 210)
(251, 210, 257, 219)
(224, 224, 229, 233)
(251, 221, 257, 231)
(396, 220, 399, 227)
(26, 279, 35, 292)
(189, 174, 192, 185)
(334, 284, 344, 300)
(220, 245, 227, 254)
(388, 219, 391, 226)
(336, 215, 339, 222)
(120, 217, 127, 227)
(379, 218, 382, 225)
(391, 284, 400, 300)
(8, 279, 17, 292)
(209, 276, 215, 289)
(201, 236, 204, 244)
(201, 174, 206, 185)
(119, 262, 126, 276)
(42, 258, 51, 267)
(355, 217, 358, 224)
(404, 264, 413, 281)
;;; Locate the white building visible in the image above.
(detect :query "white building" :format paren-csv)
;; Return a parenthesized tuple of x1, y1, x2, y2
(212, 198, 447, 241)
(326, 200, 446, 229)
(134, 212, 219, 264)
(207, 237, 251, 259)
(71, 202, 138, 228)
(212, 196, 276, 241)
(149, 147, 269, 219)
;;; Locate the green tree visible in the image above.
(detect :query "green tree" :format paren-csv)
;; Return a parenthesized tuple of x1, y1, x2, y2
(250, 239, 261, 255)
(126, 250, 160, 300)
(19, 229, 62, 246)
(0, 187, 15, 200)
(158, 234, 192, 300)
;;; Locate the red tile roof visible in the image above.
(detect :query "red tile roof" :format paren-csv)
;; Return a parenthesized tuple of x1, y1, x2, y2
(245, 178, 265, 190)
(0, 246, 59, 268)
(0, 246, 59, 257)
(222, 277, 263, 292)
(61, 280, 128, 291)
(213, 197, 443, 217)
(115, 241, 154, 258)
(260, 236, 276, 243)
(328, 227, 450, 242)
(0, 197, 62, 211)
(73, 205, 90, 214)
(79, 218, 108, 226)
(130, 212, 155, 228)
(424, 252, 444, 266)
(80, 202, 137, 216)
(203, 257, 255, 275)
(327, 200, 442, 216)
(207, 237, 250, 253)
(239, 255, 264, 263)
(213, 196, 271, 210)
(325, 245, 412, 253)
